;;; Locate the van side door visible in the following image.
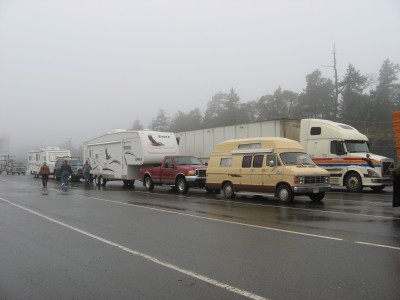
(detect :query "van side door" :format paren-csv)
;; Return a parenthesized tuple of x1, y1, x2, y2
(263, 154, 284, 193)
(250, 154, 264, 192)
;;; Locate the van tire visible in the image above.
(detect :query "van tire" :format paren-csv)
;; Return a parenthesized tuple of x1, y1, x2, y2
(144, 176, 154, 191)
(309, 192, 325, 202)
(276, 184, 293, 203)
(345, 172, 363, 193)
(176, 178, 189, 194)
(222, 182, 236, 199)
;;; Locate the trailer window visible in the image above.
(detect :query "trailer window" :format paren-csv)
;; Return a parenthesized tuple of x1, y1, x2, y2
(253, 155, 263, 168)
(124, 141, 131, 150)
(220, 157, 232, 167)
(242, 156, 252, 168)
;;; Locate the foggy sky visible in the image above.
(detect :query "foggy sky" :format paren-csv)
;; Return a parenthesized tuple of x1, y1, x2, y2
(1, 0, 400, 160)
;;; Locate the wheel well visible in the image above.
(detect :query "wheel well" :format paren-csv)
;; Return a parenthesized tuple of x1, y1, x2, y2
(221, 180, 233, 189)
(175, 174, 186, 182)
(275, 182, 292, 196)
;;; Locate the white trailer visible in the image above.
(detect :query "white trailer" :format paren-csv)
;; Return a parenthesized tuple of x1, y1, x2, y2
(83, 130, 179, 187)
(177, 118, 394, 192)
(27, 147, 71, 177)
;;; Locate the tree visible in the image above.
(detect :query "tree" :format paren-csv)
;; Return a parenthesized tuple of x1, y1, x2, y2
(339, 64, 369, 121)
(130, 119, 144, 130)
(203, 88, 242, 128)
(169, 108, 203, 132)
(295, 69, 335, 119)
(149, 109, 170, 131)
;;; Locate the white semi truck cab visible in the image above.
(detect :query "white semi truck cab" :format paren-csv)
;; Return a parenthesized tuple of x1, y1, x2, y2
(300, 119, 395, 192)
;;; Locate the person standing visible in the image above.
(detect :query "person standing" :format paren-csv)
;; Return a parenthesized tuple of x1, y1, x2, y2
(60, 160, 72, 187)
(83, 160, 92, 186)
(39, 162, 50, 188)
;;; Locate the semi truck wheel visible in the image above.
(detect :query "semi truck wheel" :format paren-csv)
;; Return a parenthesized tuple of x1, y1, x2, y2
(176, 178, 189, 194)
(276, 184, 293, 203)
(345, 172, 363, 193)
(144, 176, 154, 191)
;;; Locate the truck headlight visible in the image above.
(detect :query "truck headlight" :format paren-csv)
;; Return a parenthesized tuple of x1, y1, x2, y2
(294, 176, 304, 184)
(367, 169, 379, 178)
(188, 170, 195, 176)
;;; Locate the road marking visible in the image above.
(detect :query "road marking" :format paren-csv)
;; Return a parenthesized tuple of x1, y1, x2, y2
(354, 241, 400, 250)
(80, 195, 343, 241)
(0, 197, 267, 300)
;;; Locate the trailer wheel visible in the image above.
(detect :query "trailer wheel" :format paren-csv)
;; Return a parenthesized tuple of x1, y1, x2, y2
(345, 172, 363, 193)
(308, 192, 325, 202)
(99, 176, 107, 187)
(144, 176, 154, 191)
(222, 182, 235, 199)
(176, 177, 189, 194)
(276, 184, 293, 203)
(96, 176, 102, 186)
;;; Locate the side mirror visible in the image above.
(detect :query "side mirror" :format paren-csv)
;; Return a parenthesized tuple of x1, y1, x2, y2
(268, 160, 276, 167)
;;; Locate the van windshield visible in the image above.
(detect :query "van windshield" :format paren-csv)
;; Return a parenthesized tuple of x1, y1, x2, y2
(280, 152, 315, 166)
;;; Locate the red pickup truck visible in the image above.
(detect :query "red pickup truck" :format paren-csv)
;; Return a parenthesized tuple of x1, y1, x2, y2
(139, 155, 207, 193)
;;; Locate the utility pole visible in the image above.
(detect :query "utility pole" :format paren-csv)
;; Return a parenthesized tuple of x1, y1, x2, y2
(323, 44, 339, 120)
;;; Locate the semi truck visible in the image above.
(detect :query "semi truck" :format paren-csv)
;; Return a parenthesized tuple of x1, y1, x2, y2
(177, 118, 395, 193)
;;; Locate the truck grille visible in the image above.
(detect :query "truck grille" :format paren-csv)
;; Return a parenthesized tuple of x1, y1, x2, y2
(381, 160, 394, 177)
(304, 176, 327, 184)
(196, 169, 207, 177)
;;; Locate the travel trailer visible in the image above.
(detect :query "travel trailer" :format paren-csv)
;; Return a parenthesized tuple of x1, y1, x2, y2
(83, 130, 179, 187)
(27, 147, 71, 177)
(205, 137, 330, 203)
(177, 119, 394, 192)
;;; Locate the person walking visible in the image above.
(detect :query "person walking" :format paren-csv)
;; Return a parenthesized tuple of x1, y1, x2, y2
(39, 162, 50, 188)
(83, 159, 92, 186)
(60, 160, 72, 187)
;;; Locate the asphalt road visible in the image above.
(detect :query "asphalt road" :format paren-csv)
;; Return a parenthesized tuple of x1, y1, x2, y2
(0, 174, 399, 300)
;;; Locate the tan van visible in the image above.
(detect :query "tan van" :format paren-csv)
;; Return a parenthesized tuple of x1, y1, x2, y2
(205, 137, 331, 203)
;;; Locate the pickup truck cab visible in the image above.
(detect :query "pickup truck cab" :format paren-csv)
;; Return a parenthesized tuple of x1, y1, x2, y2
(139, 155, 207, 193)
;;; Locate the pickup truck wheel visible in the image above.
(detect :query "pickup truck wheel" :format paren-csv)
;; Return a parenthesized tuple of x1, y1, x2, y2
(345, 172, 363, 193)
(144, 176, 154, 191)
(309, 192, 325, 202)
(276, 184, 293, 203)
(222, 182, 235, 199)
(176, 178, 189, 194)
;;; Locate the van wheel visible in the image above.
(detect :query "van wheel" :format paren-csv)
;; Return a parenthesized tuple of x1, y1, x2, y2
(222, 182, 236, 199)
(345, 172, 363, 193)
(276, 184, 293, 203)
(144, 176, 154, 191)
(176, 178, 189, 194)
(309, 192, 325, 202)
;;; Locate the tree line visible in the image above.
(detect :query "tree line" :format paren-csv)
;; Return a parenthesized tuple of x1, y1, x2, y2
(131, 59, 400, 159)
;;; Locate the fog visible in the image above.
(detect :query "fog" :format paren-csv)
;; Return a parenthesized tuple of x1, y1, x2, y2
(1, 0, 399, 161)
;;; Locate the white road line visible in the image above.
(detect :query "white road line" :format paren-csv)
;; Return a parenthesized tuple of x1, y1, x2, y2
(354, 241, 400, 250)
(81, 195, 343, 241)
(0, 197, 267, 300)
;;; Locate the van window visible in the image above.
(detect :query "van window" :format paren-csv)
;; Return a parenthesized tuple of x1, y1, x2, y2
(220, 157, 232, 167)
(253, 155, 263, 168)
(266, 155, 280, 166)
(242, 156, 252, 168)
(310, 127, 321, 135)
(238, 142, 261, 149)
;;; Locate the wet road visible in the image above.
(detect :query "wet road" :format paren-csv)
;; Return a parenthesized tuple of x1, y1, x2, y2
(0, 174, 399, 300)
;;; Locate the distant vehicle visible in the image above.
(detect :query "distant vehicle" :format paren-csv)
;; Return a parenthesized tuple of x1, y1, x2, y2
(139, 155, 207, 193)
(28, 147, 71, 178)
(6, 162, 26, 175)
(53, 158, 83, 182)
(83, 130, 179, 187)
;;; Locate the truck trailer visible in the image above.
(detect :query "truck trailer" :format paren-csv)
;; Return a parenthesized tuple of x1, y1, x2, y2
(83, 130, 180, 187)
(177, 118, 394, 193)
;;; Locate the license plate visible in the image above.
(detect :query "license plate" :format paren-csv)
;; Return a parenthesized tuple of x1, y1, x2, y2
(313, 188, 319, 193)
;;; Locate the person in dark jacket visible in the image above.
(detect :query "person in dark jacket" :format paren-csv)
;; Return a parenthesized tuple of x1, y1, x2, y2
(82, 160, 92, 186)
(39, 162, 50, 188)
(60, 160, 72, 187)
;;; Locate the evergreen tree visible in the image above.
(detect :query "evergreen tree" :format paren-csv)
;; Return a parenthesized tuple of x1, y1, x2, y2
(149, 109, 170, 131)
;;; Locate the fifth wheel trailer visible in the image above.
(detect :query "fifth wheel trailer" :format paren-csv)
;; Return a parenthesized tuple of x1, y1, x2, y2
(83, 130, 179, 187)
(177, 118, 394, 193)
